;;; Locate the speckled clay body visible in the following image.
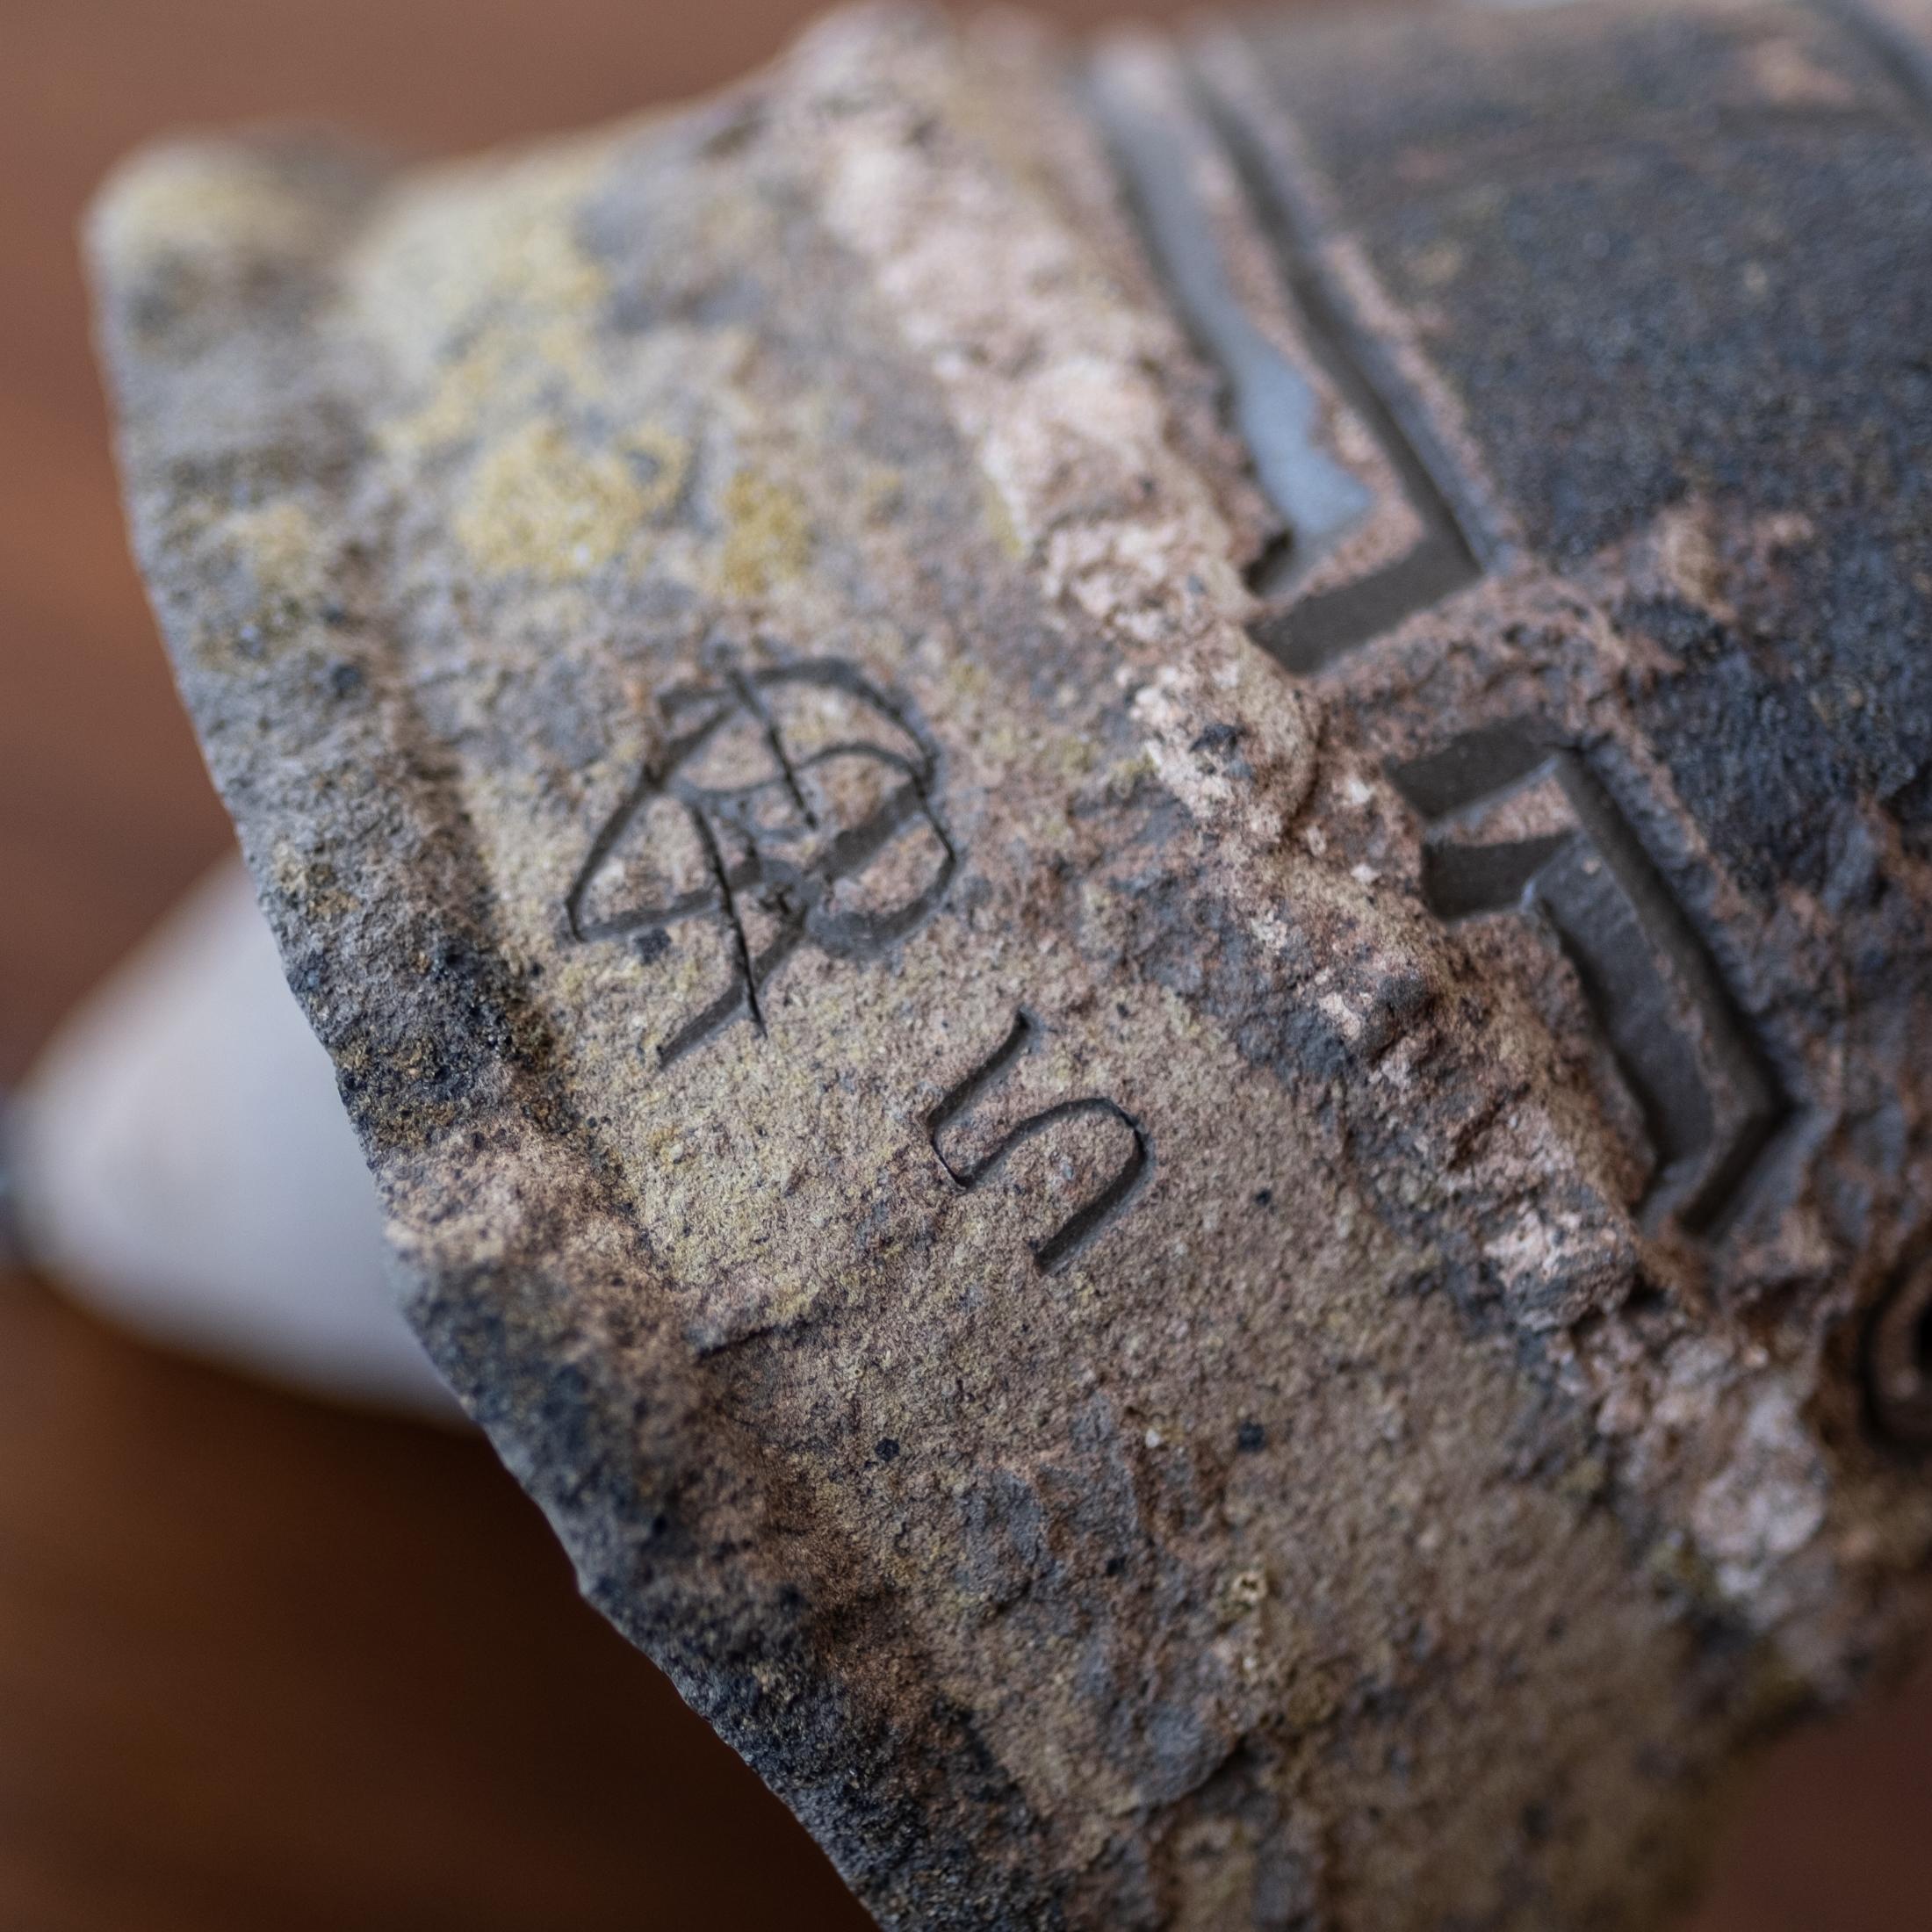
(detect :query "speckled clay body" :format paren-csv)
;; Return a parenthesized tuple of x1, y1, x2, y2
(90, 3, 1932, 1923)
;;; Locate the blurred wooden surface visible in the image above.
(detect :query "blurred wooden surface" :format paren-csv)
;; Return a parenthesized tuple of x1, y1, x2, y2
(1, 0, 1928, 1926)
(0, 1267, 872, 1932)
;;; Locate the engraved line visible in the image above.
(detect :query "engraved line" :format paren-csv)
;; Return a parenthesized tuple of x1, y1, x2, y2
(565, 696, 736, 942)
(1192, 41, 1489, 666)
(1084, 60, 1375, 587)
(1393, 727, 1789, 1233)
(730, 666, 818, 830)
(1252, 536, 1479, 676)
(1547, 756, 1784, 1234)
(926, 1013, 1151, 1274)
(1420, 831, 1575, 923)
(571, 660, 959, 1064)
(971, 1098, 1151, 1274)
(926, 1012, 1036, 1171)
(1388, 719, 1557, 823)
(695, 807, 764, 1037)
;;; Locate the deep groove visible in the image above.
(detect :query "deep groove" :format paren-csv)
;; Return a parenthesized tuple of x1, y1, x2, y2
(732, 667, 818, 830)
(1391, 727, 1791, 1235)
(926, 1013, 1036, 1173)
(1085, 62, 1377, 597)
(1193, 52, 1489, 668)
(1084, 42, 1489, 673)
(926, 1013, 1151, 1273)
(567, 659, 958, 1066)
(697, 811, 764, 1036)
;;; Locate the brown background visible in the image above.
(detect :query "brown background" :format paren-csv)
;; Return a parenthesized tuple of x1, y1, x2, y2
(1, 0, 1927, 1924)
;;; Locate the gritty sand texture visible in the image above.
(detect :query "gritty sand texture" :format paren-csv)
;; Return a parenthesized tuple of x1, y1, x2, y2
(90, 3, 1932, 1923)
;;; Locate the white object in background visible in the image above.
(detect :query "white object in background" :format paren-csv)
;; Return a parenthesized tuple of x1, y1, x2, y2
(10, 856, 458, 1418)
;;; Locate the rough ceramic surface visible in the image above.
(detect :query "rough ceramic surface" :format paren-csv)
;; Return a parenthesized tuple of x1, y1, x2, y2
(90, 1, 1932, 1924)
